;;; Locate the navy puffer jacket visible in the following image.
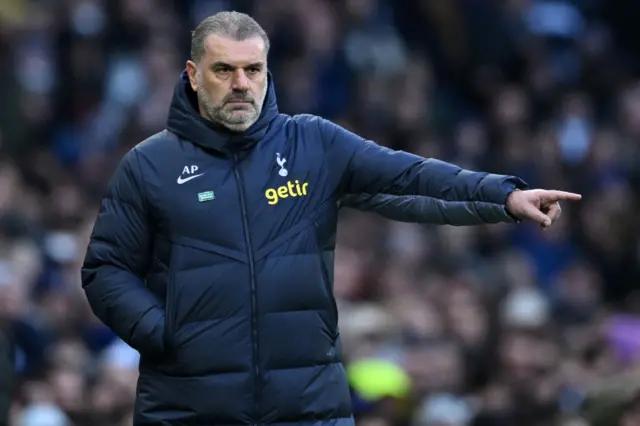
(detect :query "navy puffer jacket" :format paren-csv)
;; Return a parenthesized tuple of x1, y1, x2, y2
(81, 71, 526, 426)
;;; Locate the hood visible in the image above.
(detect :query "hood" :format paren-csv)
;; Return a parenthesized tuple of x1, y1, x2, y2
(166, 69, 279, 154)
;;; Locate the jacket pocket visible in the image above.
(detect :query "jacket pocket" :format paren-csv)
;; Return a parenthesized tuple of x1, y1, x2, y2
(163, 237, 249, 355)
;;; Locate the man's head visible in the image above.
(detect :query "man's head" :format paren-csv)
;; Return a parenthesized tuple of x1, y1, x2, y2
(186, 11, 269, 132)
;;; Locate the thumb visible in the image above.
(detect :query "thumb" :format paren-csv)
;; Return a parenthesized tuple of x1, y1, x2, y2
(525, 206, 552, 227)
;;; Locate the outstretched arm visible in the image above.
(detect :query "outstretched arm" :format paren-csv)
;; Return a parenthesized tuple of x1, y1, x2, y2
(319, 118, 580, 227)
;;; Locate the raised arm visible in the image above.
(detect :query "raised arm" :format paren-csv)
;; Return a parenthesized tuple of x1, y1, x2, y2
(81, 148, 165, 356)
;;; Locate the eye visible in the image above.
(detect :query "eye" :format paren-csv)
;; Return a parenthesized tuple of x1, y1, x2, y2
(246, 67, 261, 75)
(215, 65, 232, 74)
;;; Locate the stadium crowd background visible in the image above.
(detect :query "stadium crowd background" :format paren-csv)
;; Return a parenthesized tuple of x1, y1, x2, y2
(1, 0, 640, 425)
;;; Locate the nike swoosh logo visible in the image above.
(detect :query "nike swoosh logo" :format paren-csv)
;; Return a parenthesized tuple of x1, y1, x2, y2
(177, 173, 204, 184)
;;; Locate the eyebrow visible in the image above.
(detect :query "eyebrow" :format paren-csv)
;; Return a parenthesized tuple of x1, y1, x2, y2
(211, 61, 265, 69)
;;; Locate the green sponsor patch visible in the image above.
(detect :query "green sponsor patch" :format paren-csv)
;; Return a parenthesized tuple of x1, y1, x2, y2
(198, 191, 215, 202)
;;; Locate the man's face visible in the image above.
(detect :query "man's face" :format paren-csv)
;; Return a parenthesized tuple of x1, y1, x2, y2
(187, 35, 268, 132)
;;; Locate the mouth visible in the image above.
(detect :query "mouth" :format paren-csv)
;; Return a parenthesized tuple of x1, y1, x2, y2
(226, 99, 253, 105)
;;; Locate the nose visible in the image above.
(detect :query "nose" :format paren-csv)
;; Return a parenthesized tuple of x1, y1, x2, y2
(231, 69, 249, 91)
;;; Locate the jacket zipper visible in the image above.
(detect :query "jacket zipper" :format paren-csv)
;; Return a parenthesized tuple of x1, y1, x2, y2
(232, 154, 260, 424)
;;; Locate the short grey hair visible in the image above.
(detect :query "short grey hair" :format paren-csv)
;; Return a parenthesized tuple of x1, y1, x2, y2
(191, 11, 270, 63)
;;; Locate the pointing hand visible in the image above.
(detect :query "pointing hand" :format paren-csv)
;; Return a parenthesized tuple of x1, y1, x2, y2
(505, 189, 582, 229)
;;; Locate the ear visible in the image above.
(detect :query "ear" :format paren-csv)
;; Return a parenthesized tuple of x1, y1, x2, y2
(186, 60, 198, 91)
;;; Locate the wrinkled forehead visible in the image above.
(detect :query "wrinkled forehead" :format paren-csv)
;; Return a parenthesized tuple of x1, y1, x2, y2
(202, 34, 266, 66)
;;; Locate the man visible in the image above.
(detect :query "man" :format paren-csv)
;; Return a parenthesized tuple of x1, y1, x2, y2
(81, 11, 581, 426)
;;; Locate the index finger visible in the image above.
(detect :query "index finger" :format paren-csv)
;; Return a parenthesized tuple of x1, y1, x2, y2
(544, 190, 582, 201)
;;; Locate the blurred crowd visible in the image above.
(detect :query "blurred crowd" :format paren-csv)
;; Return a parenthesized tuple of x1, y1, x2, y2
(1, 0, 640, 425)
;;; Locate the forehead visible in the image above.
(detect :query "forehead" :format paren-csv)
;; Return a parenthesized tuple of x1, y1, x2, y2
(202, 35, 266, 65)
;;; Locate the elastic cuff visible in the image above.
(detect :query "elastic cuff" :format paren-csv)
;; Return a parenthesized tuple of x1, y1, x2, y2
(499, 177, 529, 204)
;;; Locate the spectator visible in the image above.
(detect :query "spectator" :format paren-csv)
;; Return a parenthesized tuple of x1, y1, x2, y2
(0, 293, 13, 425)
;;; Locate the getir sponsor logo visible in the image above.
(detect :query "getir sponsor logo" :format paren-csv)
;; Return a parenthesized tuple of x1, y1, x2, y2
(265, 180, 309, 205)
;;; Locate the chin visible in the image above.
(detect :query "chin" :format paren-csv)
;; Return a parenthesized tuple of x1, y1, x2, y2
(222, 120, 254, 132)
(219, 113, 259, 132)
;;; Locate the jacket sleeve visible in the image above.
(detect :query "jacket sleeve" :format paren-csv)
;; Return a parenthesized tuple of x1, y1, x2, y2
(81, 148, 165, 356)
(319, 118, 528, 202)
(339, 193, 516, 225)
